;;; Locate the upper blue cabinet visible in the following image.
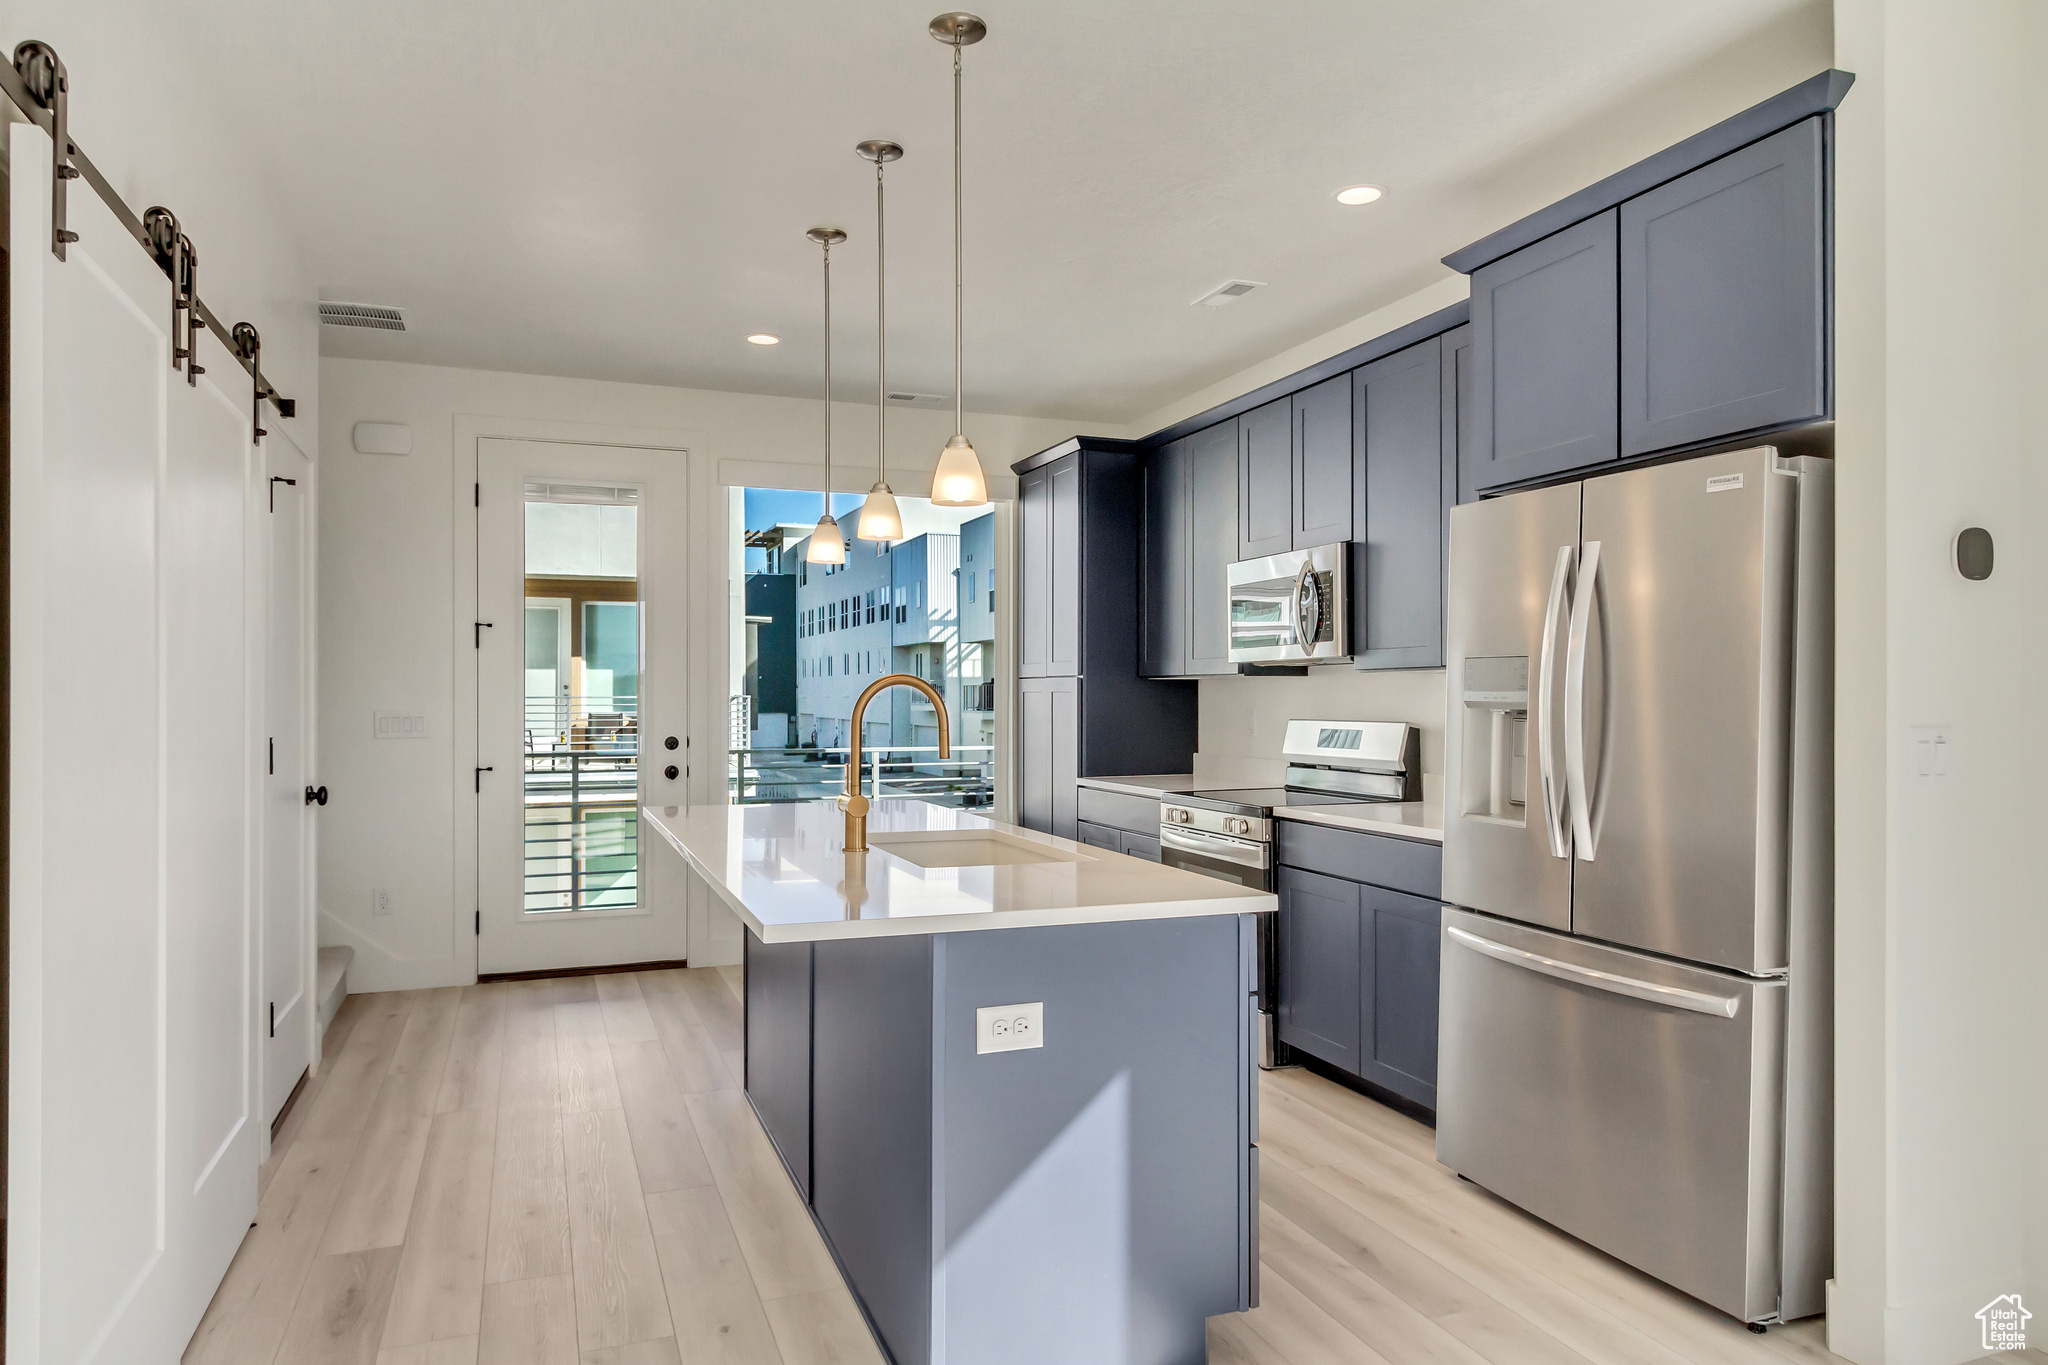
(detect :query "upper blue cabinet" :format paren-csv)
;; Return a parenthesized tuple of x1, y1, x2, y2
(1620, 118, 1826, 456)
(1466, 210, 1620, 495)
(1449, 71, 1850, 497)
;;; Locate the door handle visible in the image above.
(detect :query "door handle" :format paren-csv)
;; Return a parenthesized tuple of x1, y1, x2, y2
(1563, 540, 1601, 860)
(1536, 545, 1573, 859)
(1446, 926, 1740, 1017)
(304, 784, 327, 806)
(1291, 560, 1318, 657)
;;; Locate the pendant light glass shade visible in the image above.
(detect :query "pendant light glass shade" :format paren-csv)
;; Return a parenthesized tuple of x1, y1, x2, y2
(930, 434, 988, 506)
(931, 13, 990, 508)
(856, 482, 903, 540)
(807, 510, 846, 564)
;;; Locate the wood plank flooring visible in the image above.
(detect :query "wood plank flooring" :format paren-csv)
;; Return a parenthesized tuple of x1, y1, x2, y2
(183, 968, 1984, 1365)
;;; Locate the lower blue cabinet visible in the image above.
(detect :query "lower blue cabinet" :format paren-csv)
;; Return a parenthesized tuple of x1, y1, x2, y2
(1275, 867, 1362, 1073)
(1276, 847, 1442, 1110)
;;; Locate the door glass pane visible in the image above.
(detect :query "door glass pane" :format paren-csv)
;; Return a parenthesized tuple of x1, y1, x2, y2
(730, 488, 998, 806)
(523, 489, 640, 912)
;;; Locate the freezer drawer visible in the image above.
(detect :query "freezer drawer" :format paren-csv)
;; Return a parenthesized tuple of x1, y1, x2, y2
(1435, 908, 1788, 1322)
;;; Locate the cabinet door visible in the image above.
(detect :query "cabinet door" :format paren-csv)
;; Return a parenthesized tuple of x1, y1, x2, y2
(1469, 208, 1619, 491)
(1275, 867, 1362, 1071)
(1075, 819, 1120, 851)
(1141, 439, 1190, 678)
(1358, 887, 1441, 1108)
(1187, 421, 1239, 674)
(1446, 323, 1476, 505)
(1620, 118, 1825, 456)
(1119, 830, 1162, 862)
(1048, 456, 1083, 677)
(1237, 398, 1294, 561)
(1018, 465, 1051, 678)
(745, 934, 814, 1198)
(1020, 676, 1080, 839)
(1292, 374, 1352, 548)
(1352, 339, 1446, 670)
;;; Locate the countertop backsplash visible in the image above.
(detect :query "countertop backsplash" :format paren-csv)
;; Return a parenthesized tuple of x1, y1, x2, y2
(1192, 666, 1447, 793)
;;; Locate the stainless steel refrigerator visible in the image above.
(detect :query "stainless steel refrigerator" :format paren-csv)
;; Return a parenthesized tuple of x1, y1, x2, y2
(1437, 444, 1832, 1326)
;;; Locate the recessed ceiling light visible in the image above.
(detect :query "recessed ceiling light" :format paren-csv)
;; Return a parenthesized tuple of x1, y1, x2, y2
(1336, 184, 1385, 206)
(747, 333, 781, 345)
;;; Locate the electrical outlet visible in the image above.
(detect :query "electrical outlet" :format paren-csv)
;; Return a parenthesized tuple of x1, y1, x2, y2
(374, 887, 394, 917)
(976, 1002, 1044, 1055)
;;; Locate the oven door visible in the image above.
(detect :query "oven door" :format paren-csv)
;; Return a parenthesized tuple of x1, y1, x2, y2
(1227, 543, 1349, 663)
(1158, 825, 1273, 890)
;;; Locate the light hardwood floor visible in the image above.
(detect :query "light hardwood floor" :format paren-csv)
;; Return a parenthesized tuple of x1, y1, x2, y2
(187, 969, 2028, 1365)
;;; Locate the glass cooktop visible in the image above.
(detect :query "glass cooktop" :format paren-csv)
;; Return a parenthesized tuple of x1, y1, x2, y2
(1170, 787, 1393, 817)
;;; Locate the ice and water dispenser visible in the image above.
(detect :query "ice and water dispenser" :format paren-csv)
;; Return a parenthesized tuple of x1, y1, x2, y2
(1459, 656, 1529, 821)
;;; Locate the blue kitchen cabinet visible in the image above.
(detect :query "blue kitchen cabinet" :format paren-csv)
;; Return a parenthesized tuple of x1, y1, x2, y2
(1351, 337, 1451, 670)
(1467, 209, 1620, 494)
(1620, 117, 1827, 456)
(1275, 866, 1362, 1073)
(1276, 822, 1444, 1110)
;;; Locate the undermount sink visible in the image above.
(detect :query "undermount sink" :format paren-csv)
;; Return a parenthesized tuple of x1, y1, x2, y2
(867, 829, 1089, 870)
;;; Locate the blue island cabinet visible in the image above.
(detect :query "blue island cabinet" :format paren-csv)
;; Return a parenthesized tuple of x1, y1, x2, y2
(744, 914, 1259, 1365)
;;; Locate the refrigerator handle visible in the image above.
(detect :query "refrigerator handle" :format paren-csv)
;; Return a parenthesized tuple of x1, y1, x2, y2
(1445, 926, 1741, 1018)
(1564, 540, 1602, 860)
(1536, 545, 1574, 859)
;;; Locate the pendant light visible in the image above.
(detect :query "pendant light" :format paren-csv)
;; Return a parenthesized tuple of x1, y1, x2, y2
(855, 139, 906, 542)
(806, 226, 849, 565)
(928, 12, 990, 508)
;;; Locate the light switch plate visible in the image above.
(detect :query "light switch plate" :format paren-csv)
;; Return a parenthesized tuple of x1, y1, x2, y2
(373, 887, 394, 917)
(976, 1002, 1044, 1055)
(1908, 725, 1953, 783)
(374, 711, 429, 739)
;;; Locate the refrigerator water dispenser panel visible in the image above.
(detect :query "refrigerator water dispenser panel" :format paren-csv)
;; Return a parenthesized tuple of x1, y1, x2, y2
(1462, 656, 1529, 821)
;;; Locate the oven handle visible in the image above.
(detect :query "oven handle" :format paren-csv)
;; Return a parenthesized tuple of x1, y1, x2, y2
(1159, 825, 1272, 870)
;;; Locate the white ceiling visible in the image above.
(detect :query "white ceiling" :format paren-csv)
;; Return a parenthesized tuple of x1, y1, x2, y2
(186, 0, 1829, 424)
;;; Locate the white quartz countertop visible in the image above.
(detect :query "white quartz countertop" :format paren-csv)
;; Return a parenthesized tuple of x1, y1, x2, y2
(1274, 797, 1444, 844)
(644, 799, 1273, 944)
(1074, 775, 1194, 798)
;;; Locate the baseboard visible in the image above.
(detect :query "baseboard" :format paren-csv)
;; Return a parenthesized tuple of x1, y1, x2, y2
(478, 957, 691, 984)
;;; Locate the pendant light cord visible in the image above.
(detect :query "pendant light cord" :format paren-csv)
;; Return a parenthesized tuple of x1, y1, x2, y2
(822, 237, 833, 516)
(876, 158, 887, 486)
(953, 39, 965, 438)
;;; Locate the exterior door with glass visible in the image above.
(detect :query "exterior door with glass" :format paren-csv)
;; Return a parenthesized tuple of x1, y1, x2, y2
(477, 439, 690, 973)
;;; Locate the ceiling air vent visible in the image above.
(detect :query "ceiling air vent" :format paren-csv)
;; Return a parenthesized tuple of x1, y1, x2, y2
(1192, 279, 1265, 308)
(319, 301, 407, 332)
(886, 391, 948, 407)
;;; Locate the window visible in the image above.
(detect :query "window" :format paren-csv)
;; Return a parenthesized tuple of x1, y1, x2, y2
(968, 572, 976, 602)
(866, 590, 875, 623)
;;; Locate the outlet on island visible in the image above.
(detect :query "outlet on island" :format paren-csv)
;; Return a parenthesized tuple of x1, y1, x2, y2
(976, 1001, 1044, 1055)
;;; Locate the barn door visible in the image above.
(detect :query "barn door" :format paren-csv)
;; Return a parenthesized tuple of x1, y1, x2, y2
(9, 121, 262, 1360)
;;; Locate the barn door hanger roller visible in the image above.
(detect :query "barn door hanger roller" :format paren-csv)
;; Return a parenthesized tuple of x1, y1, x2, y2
(4, 38, 298, 426)
(11, 40, 77, 260)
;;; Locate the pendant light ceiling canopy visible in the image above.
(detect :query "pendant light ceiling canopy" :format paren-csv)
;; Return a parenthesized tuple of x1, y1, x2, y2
(855, 139, 907, 542)
(928, 12, 990, 508)
(806, 225, 848, 564)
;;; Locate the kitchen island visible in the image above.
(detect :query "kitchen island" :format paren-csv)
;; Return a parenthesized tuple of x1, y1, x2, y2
(644, 798, 1272, 1365)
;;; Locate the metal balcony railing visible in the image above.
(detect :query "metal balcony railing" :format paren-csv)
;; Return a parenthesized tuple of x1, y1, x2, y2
(525, 695, 640, 913)
(729, 744, 994, 808)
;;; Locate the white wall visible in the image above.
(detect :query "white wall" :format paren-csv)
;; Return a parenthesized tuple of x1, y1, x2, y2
(1828, 4, 2048, 1362)
(318, 356, 1103, 990)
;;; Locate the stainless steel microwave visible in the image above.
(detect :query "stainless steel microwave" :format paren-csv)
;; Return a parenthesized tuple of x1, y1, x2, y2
(1226, 543, 1349, 664)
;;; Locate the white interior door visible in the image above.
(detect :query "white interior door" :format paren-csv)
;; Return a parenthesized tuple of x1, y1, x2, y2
(10, 125, 261, 1360)
(263, 432, 313, 1123)
(477, 439, 690, 973)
